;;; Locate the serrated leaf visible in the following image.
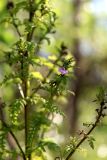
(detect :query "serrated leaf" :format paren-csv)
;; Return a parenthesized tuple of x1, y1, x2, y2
(9, 99, 26, 125)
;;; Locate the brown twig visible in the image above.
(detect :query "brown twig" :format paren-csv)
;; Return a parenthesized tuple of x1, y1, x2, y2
(65, 102, 105, 160)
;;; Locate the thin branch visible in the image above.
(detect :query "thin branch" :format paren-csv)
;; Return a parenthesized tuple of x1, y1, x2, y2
(0, 100, 17, 152)
(12, 19, 21, 37)
(7, 1, 21, 36)
(10, 12, 21, 37)
(9, 129, 26, 160)
(65, 102, 105, 160)
(0, 102, 26, 160)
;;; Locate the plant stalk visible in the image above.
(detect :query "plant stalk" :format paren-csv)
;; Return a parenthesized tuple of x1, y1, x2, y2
(24, 1, 35, 159)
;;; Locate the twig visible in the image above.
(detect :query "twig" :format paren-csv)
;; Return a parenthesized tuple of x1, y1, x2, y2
(12, 20, 21, 37)
(10, 12, 21, 37)
(0, 101, 26, 160)
(65, 102, 105, 160)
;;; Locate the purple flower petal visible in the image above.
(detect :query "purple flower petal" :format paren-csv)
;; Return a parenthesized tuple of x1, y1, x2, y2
(59, 67, 68, 75)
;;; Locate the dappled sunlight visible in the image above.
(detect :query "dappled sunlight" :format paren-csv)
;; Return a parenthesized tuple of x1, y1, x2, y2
(97, 144, 107, 158)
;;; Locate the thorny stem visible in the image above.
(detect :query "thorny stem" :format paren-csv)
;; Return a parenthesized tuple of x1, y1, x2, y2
(65, 102, 105, 160)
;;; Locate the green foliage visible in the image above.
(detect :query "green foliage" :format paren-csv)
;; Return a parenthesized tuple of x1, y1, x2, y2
(96, 87, 105, 103)
(0, 127, 7, 160)
(64, 137, 78, 155)
(27, 111, 51, 149)
(87, 136, 96, 150)
(1, 0, 106, 160)
(44, 100, 64, 116)
(9, 98, 26, 125)
(37, 139, 61, 152)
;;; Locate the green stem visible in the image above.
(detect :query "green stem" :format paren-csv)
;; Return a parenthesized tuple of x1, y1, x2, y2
(24, 80, 30, 158)
(9, 12, 21, 37)
(24, 1, 35, 160)
(20, 53, 28, 159)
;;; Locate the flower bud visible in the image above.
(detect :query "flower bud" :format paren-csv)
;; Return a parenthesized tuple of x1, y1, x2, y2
(6, 1, 14, 10)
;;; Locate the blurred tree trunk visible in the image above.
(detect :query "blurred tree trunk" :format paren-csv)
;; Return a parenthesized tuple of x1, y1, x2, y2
(67, 0, 83, 134)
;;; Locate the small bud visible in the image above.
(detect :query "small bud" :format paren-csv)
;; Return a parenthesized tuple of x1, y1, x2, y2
(102, 113, 106, 117)
(60, 43, 68, 55)
(77, 130, 84, 135)
(103, 106, 107, 109)
(100, 101, 105, 106)
(96, 108, 99, 113)
(6, 1, 14, 10)
(55, 157, 60, 160)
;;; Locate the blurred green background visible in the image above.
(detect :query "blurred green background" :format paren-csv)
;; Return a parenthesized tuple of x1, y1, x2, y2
(0, 0, 107, 160)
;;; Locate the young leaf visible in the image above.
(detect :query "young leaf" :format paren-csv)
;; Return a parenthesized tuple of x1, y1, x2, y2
(87, 136, 96, 150)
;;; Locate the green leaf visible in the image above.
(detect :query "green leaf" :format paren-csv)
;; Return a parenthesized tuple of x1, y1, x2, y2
(27, 112, 51, 148)
(30, 72, 43, 80)
(48, 55, 57, 61)
(96, 87, 105, 102)
(38, 140, 61, 152)
(43, 61, 53, 69)
(45, 141, 60, 151)
(14, 1, 28, 14)
(9, 98, 26, 125)
(44, 101, 64, 116)
(0, 74, 22, 87)
(88, 136, 95, 150)
(88, 141, 94, 149)
(0, 127, 8, 159)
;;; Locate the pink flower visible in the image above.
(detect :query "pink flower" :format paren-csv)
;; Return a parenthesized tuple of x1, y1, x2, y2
(59, 67, 68, 75)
